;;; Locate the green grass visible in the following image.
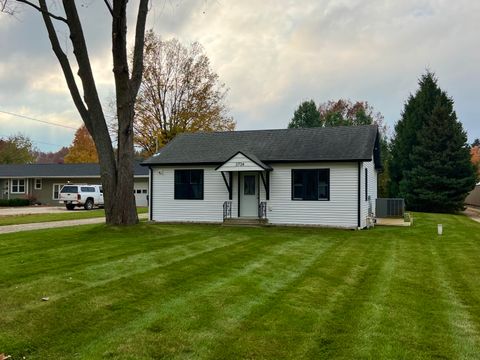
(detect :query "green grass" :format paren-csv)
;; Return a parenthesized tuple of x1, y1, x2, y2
(0, 207, 148, 226)
(1, 213, 480, 359)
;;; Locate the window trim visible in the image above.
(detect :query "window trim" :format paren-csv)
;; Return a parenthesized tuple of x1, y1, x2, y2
(34, 178, 42, 190)
(174, 169, 204, 200)
(291, 169, 330, 201)
(52, 183, 64, 200)
(11, 178, 26, 194)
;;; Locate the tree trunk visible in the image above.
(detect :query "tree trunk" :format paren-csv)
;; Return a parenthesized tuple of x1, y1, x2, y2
(30, 0, 149, 225)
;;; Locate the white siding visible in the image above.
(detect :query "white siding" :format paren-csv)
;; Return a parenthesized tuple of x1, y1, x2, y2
(150, 162, 363, 228)
(266, 163, 358, 228)
(360, 158, 378, 228)
(151, 165, 230, 222)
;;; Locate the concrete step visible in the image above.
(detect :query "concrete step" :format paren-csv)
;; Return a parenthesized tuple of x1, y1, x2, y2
(223, 217, 268, 226)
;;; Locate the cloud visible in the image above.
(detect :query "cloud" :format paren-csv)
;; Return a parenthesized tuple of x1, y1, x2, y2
(1, 0, 479, 151)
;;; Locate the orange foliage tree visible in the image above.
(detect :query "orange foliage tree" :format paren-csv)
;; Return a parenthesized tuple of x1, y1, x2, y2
(471, 145, 480, 180)
(134, 31, 235, 156)
(64, 125, 99, 163)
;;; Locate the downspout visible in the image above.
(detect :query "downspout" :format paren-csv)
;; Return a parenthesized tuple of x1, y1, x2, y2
(357, 162, 361, 229)
(237, 172, 241, 218)
(149, 167, 153, 221)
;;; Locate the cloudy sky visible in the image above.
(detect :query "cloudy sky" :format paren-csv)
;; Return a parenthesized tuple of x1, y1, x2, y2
(1, 0, 479, 151)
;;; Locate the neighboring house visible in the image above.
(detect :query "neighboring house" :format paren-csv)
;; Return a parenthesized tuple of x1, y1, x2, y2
(465, 182, 480, 207)
(0, 162, 149, 206)
(142, 125, 382, 228)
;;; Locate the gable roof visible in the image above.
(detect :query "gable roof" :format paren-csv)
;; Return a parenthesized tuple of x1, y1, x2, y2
(215, 151, 273, 172)
(143, 125, 380, 166)
(0, 162, 148, 178)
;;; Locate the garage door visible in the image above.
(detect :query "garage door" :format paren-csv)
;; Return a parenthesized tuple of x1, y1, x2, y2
(134, 185, 148, 207)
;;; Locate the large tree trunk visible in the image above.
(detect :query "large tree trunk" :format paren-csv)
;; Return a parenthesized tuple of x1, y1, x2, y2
(32, 0, 149, 225)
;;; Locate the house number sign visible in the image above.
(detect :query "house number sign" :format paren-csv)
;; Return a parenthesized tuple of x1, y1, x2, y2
(235, 162, 245, 167)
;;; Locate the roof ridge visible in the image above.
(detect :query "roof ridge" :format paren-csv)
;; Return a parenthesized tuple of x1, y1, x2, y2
(180, 124, 377, 136)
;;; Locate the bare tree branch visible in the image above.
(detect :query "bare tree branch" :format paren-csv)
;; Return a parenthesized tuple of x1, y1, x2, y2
(17, 0, 68, 23)
(130, 0, 149, 96)
(103, 0, 113, 16)
(37, 0, 89, 122)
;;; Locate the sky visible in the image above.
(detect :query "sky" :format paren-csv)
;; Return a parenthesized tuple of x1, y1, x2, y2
(0, 0, 479, 152)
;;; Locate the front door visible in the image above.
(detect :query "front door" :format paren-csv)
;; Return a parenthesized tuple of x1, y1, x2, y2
(240, 173, 258, 217)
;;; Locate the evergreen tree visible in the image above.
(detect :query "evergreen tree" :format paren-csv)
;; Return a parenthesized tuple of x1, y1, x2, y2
(389, 71, 444, 196)
(392, 72, 476, 212)
(288, 100, 320, 128)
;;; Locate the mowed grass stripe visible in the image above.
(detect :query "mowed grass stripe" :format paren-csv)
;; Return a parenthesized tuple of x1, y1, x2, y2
(1, 226, 325, 358)
(204, 232, 375, 360)
(78, 233, 341, 359)
(2, 213, 480, 359)
(430, 239, 480, 359)
(0, 225, 196, 281)
(0, 233, 254, 320)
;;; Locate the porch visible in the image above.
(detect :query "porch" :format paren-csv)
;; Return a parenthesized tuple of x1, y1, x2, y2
(216, 151, 271, 223)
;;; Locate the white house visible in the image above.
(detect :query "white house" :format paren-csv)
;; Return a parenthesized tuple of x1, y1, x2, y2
(142, 125, 382, 228)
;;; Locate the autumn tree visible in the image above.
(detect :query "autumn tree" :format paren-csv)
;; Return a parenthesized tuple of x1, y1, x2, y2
(64, 125, 99, 163)
(0, 134, 36, 164)
(1, 0, 149, 225)
(35, 146, 69, 163)
(317, 99, 386, 130)
(471, 144, 480, 180)
(289, 98, 390, 196)
(134, 30, 235, 156)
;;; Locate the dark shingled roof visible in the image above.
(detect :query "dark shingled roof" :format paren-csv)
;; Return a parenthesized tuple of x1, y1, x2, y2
(143, 125, 380, 165)
(0, 162, 148, 178)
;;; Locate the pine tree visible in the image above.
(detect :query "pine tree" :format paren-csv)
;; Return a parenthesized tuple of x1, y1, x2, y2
(389, 71, 445, 196)
(394, 75, 476, 212)
(288, 100, 320, 128)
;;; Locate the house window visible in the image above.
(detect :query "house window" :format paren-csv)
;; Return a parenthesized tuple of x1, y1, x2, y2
(174, 170, 204, 200)
(244, 175, 256, 195)
(365, 168, 368, 201)
(291, 169, 330, 201)
(11, 179, 26, 194)
(52, 184, 64, 200)
(34, 178, 42, 190)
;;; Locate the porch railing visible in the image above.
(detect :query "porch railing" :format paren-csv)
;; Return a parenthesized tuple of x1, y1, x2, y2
(258, 201, 267, 219)
(223, 201, 232, 219)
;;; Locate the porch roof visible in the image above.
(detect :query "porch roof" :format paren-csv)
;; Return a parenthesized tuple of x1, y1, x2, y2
(215, 151, 272, 172)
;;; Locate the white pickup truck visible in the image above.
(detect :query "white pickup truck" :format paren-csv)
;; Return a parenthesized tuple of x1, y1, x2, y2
(59, 184, 104, 210)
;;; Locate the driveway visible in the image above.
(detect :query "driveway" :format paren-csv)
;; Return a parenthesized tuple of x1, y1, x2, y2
(0, 206, 69, 216)
(0, 213, 148, 234)
(464, 206, 480, 223)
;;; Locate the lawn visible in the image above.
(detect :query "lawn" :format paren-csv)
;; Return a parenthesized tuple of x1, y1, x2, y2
(0, 207, 148, 226)
(1, 213, 480, 359)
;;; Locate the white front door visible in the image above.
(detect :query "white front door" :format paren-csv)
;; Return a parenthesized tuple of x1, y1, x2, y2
(240, 173, 258, 217)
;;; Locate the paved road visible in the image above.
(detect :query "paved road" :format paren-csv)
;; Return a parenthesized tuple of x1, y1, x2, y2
(0, 213, 148, 235)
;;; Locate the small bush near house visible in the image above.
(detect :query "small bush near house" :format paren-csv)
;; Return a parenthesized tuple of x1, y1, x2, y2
(25, 194, 39, 205)
(0, 198, 30, 207)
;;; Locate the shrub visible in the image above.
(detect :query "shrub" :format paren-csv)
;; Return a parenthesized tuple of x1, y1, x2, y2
(0, 198, 31, 207)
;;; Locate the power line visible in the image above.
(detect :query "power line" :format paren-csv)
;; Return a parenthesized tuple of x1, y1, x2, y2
(0, 109, 78, 130)
(0, 133, 66, 148)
